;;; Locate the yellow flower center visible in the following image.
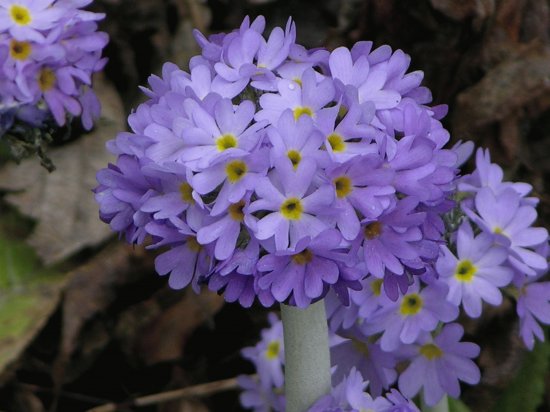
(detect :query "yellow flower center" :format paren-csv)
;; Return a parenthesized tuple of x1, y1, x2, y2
(364, 221, 382, 239)
(265, 340, 280, 360)
(9, 39, 31, 60)
(419, 343, 443, 360)
(292, 249, 313, 265)
(327, 133, 346, 153)
(10, 5, 32, 25)
(454, 259, 476, 282)
(38, 68, 56, 92)
(292, 77, 303, 87)
(351, 339, 370, 357)
(287, 149, 301, 169)
(280, 197, 303, 220)
(216, 133, 237, 151)
(179, 182, 194, 204)
(399, 293, 423, 316)
(494, 226, 504, 235)
(293, 106, 313, 121)
(371, 278, 383, 296)
(225, 160, 248, 183)
(228, 200, 245, 222)
(187, 236, 202, 252)
(338, 104, 348, 119)
(333, 175, 352, 198)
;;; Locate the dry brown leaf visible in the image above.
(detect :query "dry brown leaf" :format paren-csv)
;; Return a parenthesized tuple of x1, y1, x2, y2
(452, 49, 550, 139)
(0, 75, 124, 265)
(115, 288, 224, 366)
(429, 0, 492, 21)
(52, 243, 154, 384)
(12, 385, 47, 412)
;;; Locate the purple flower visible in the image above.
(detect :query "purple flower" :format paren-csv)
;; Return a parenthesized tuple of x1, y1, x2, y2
(238, 312, 285, 411)
(256, 68, 335, 124)
(242, 313, 285, 388)
(328, 46, 401, 110)
(465, 187, 548, 276)
(0, 0, 107, 130)
(356, 197, 426, 280)
(459, 148, 534, 198)
(146, 217, 212, 291)
(192, 147, 269, 215)
(257, 230, 354, 307)
(513, 244, 550, 350)
(436, 221, 514, 317)
(0, 0, 66, 42)
(139, 162, 203, 223)
(325, 155, 394, 240)
(266, 110, 326, 168)
(248, 157, 334, 250)
(197, 198, 250, 260)
(308, 368, 393, 412)
(208, 239, 276, 308)
(398, 323, 480, 406)
(238, 375, 285, 412)
(331, 331, 398, 397)
(363, 280, 458, 351)
(384, 389, 421, 412)
(94, 155, 156, 244)
(315, 99, 378, 163)
(147, 97, 266, 168)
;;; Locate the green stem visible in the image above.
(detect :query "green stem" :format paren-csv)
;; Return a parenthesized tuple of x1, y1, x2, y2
(421, 395, 450, 412)
(281, 300, 331, 412)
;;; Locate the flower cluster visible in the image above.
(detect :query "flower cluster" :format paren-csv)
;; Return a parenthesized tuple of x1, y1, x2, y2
(94, 14, 550, 411)
(0, 0, 108, 136)
(324, 149, 549, 406)
(238, 313, 420, 412)
(95, 15, 462, 308)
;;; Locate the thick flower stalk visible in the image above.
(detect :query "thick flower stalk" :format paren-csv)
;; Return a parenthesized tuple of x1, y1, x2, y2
(0, 0, 108, 137)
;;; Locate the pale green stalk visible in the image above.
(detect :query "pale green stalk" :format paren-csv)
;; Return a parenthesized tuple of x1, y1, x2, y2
(280, 299, 331, 412)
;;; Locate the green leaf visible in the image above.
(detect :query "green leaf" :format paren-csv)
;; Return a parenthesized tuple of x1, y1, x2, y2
(490, 337, 550, 412)
(0, 227, 66, 381)
(0, 234, 40, 289)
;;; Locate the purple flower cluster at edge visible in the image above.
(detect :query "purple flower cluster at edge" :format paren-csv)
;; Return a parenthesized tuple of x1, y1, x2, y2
(0, 0, 108, 135)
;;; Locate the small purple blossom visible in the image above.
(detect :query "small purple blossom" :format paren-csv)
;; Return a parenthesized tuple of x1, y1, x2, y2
(464, 187, 548, 276)
(398, 323, 480, 406)
(248, 158, 334, 251)
(257, 230, 356, 307)
(362, 280, 458, 351)
(331, 330, 398, 397)
(436, 221, 514, 318)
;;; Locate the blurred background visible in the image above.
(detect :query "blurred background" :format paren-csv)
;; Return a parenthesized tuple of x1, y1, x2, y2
(1, 0, 550, 411)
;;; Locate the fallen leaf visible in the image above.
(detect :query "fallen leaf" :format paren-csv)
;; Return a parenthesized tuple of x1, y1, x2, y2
(115, 288, 224, 366)
(52, 243, 155, 384)
(429, 0, 491, 21)
(452, 49, 550, 139)
(12, 385, 47, 412)
(0, 74, 124, 265)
